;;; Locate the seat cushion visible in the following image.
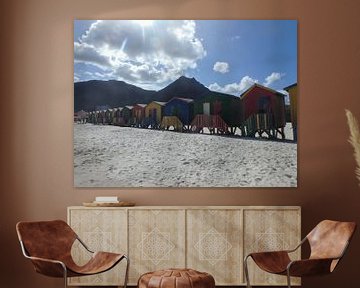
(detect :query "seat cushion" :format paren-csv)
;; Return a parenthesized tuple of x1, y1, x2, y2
(138, 268, 215, 288)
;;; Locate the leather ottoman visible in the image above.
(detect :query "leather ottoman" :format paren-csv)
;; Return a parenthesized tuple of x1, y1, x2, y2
(138, 268, 215, 288)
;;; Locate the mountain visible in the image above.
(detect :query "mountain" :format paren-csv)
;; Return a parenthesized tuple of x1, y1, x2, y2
(155, 76, 209, 101)
(74, 80, 156, 112)
(74, 76, 235, 112)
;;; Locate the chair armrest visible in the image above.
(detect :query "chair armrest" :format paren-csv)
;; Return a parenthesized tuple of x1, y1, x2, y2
(76, 236, 94, 253)
(286, 237, 307, 253)
(287, 258, 336, 277)
(19, 240, 67, 277)
(25, 255, 67, 278)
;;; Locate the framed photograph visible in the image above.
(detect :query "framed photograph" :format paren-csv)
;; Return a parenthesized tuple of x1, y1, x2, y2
(74, 20, 297, 187)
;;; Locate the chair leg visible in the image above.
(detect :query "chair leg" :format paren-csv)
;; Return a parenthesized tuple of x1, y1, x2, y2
(123, 255, 130, 288)
(62, 264, 68, 288)
(286, 269, 291, 288)
(244, 255, 252, 288)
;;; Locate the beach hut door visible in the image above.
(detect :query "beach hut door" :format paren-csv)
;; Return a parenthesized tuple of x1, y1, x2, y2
(152, 109, 157, 121)
(203, 102, 210, 115)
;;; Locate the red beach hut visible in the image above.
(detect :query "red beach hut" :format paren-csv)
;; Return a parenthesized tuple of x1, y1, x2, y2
(240, 83, 286, 139)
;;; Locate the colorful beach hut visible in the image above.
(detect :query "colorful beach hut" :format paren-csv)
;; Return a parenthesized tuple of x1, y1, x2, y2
(284, 83, 297, 141)
(193, 92, 243, 134)
(105, 109, 114, 124)
(113, 107, 124, 125)
(144, 101, 166, 128)
(163, 98, 194, 130)
(133, 104, 146, 127)
(240, 83, 286, 139)
(88, 111, 96, 124)
(96, 110, 106, 124)
(121, 105, 134, 126)
(74, 110, 88, 123)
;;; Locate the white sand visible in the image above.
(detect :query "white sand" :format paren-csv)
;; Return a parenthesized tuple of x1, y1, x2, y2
(74, 124, 297, 187)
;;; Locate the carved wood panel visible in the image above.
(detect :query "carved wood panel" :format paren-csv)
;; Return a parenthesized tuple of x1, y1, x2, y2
(68, 208, 127, 285)
(128, 209, 186, 284)
(243, 209, 301, 285)
(187, 209, 243, 285)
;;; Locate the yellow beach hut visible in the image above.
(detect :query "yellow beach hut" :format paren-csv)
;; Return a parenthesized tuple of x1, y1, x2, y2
(144, 101, 166, 128)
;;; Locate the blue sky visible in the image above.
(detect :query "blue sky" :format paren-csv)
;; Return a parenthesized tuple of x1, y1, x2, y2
(74, 20, 297, 95)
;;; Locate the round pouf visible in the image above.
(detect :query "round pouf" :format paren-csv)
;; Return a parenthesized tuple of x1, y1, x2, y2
(138, 268, 215, 288)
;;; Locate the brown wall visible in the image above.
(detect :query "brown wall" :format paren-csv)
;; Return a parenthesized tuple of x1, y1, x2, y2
(1, 0, 360, 287)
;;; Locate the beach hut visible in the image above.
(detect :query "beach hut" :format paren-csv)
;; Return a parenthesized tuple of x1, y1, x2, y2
(113, 107, 124, 125)
(88, 111, 96, 124)
(163, 98, 194, 131)
(121, 105, 134, 126)
(284, 83, 297, 141)
(193, 92, 243, 134)
(97, 110, 106, 124)
(240, 83, 286, 139)
(144, 101, 166, 128)
(160, 116, 183, 132)
(74, 110, 88, 123)
(132, 104, 146, 127)
(105, 109, 114, 124)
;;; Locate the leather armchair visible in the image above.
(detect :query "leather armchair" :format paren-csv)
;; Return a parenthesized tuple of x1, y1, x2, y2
(16, 220, 129, 288)
(244, 220, 356, 288)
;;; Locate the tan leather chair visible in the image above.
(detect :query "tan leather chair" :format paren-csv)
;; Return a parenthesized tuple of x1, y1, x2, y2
(244, 220, 356, 288)
(16, 220, 129, 288)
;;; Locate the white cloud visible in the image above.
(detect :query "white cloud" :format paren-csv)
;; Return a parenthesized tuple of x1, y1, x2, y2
(74, 20, 206, 88)
(213, 62, 229, 74)
(263, 72, 285, 87)
(74, 42, 110, 69)
(208, 76, 258, 95)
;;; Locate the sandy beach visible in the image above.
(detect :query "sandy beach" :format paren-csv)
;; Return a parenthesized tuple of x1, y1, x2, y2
(74, 124, 297, 187)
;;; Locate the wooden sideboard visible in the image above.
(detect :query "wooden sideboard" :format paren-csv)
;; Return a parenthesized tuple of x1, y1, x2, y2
(67, 206, 301, 286)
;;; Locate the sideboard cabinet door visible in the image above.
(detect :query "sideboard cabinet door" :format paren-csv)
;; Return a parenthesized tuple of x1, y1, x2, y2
(68, 208, 127, 286)
(187, 209, 243, 285)
(128, 209, 186, 284)
(243, 208, 301, 286)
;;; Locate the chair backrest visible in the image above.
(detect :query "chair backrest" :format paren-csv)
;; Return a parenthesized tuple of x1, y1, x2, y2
(307, 220, 356, 261)
(16, 220, 77, 261)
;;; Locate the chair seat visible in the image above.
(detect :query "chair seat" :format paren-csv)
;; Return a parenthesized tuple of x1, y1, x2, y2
(250, 251, 291, 274)
(66, 251, 124, 277)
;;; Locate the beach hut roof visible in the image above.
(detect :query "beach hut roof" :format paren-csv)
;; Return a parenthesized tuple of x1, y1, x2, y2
(169, 97, 194, 103)
(136, 104, 147, 108)
(125, 105, 134, 109)
(283, 83, 297, 91)
(152, 101, 167, 106)
(239, 83, 286, 99)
